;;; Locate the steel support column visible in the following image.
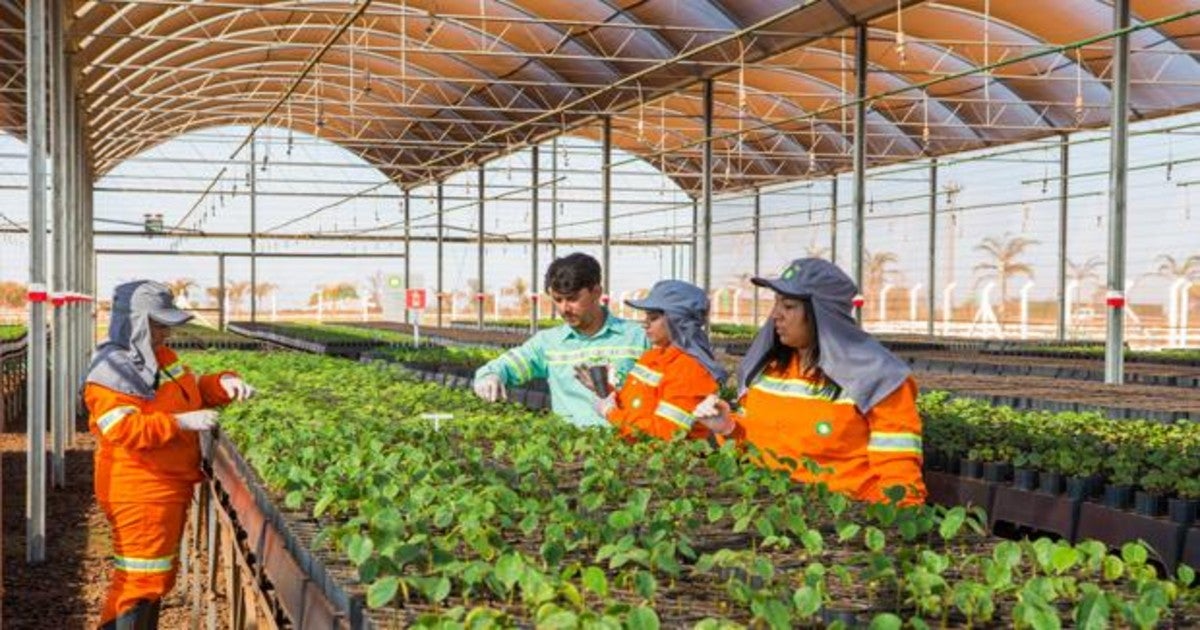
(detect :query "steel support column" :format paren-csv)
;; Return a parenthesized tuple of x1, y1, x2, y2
(1105, 1, 1131, 384)
(927, 158, 938, 336)
(690, 199, 698, 285)
(601, 117, 612, 299)
(530, 146, 540, 333)
(752, 189, 762, 324)
(477, 166, 485, 330)
(550, 138, 559, 318)
(49, 0, 66, 489)
(851, 23, 868, 322)
(249, 137, 258, 322)
(25, 0, 49, 565)
(217, 255, 226, 330)
(436, 182, 444, 327)
(403, 189, 411, 293)
(830, 176, 838, 265)
(701, 79, 714, 294)
(1057, 134, 1070, 341)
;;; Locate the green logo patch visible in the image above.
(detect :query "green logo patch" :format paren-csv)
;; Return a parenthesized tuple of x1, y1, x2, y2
(815, 421, 833, 437)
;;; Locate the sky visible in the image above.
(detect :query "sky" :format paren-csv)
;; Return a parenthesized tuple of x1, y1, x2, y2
(2, 110, 1199, 319)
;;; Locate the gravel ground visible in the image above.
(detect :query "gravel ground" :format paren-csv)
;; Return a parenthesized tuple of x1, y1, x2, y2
(2, 432, 225, 629)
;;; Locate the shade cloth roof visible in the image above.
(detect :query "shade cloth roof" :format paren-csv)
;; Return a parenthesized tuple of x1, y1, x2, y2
(1, 0, 1198, 194)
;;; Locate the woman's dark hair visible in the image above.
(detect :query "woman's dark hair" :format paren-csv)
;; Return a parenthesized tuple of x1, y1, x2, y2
(544, 253, 602, 295)
(768, 297, 820, 372)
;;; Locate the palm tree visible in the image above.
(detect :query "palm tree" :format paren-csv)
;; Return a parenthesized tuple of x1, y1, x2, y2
(805, 242, 831, 260)
(863, 249, 900, 304)
(254, 282, 279, 303)
(204, 286, 226, 308)
(226, 281, 252, 316)
(973, 233, 1038, 323)
(165, 278, 197, 304)
(1152, 254, 1200, 282)
(1066, 256, 1104, 307)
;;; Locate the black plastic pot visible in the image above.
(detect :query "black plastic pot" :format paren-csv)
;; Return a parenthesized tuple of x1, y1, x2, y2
(1103, 484, 1133, 510)
(819, 608, 863, 627)
(1014, 468, 1038, 491)
(1067, 475, 1098, 501)
(1038, 471, 1064, 495)
(961, 459, 984, 479)
(1134, 491, 1165, 517)
(925, 450, 946, 472)
(943, 453, 961, 475)
(1167, 498, 1198, 525)
(983, 462, 1013, 483)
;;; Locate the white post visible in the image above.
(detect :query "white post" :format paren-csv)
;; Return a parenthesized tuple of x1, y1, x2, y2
(878, 283, 894, 323)
(942, 282, 957, 334)
(271, 293, 277, 322)
(1020, 281, 1035, 340)
(1167, 278, 1183, 347)
(1064, 279, 1079, 339)
(317, 292, 324, 323)
(1181, 281, 1194, 347)
(732, 289, 742, 324)
(909, 283, 922, 324)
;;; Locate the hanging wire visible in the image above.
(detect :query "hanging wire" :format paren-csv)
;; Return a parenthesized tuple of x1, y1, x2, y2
(1166, 130, 1174, 181)
(1074, 48, 1085, 124)
(637, 82, 646, 142)
(894, 0, 906, 66)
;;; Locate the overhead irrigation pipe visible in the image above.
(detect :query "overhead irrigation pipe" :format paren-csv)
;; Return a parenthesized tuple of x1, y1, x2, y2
(172, 0, 372, 230)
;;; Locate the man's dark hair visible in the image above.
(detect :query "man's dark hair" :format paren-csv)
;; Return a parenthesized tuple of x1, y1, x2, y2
(545, 253, 602, 295)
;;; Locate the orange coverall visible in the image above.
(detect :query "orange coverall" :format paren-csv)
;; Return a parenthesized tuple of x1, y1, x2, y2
(85, 346, 234, 625)
(728, 354, 926, 505)
(606, 345, 719, 441)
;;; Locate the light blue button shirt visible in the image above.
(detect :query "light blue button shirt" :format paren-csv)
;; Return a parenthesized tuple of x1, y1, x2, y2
(474, 311, 648, 427)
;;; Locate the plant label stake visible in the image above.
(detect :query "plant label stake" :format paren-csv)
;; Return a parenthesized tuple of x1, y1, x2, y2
(420, 413, 453, 432)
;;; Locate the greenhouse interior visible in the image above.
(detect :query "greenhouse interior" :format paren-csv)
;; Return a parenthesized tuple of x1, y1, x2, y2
(1, 0, 1200, 627)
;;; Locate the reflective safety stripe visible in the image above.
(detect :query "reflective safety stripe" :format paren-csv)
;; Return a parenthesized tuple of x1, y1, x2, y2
(628, 364, 663, 387)
(499, 348, 534, 381)
(867, 432, 923, 453)
(113, 554, 175, 573)
(545, 345, 644, 365)
(159, 361, 185, 380)
(654, 401, 693, 428)
(750, 374, 853, 404)
(97, 406, 138, 435)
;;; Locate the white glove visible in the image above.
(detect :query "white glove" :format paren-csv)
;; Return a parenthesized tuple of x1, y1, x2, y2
(473, 374, 506, 403)
(220, 375, 256, 402)
(693, 394, 735, 436)
(593, 393, 616, 418)
(176, 409, 219, 432)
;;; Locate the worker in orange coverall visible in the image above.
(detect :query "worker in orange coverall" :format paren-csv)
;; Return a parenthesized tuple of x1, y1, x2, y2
(580, 280, 727, 441)
(84, 280, 256, 629)
(693, 258, 927, 506)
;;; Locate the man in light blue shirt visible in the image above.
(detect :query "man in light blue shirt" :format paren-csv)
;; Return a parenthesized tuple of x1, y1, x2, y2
(473, 253, 648, 427)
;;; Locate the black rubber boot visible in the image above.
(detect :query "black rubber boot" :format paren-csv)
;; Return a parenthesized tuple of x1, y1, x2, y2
(102, 599, 160, 630)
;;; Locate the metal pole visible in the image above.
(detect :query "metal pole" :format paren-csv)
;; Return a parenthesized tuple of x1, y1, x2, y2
(601, 117, 613, 300)
(25, 0, 49, 564)
(550, 138, 559, 318)
(436, 182, 444, 327)
(927, 158, 938, 336)
(690, 199, 698, 284)
(701, 79, 714, 295)
(1057, 133, 1070, 342)
(830, 176, 838, 265)
(530, 146, 540, 333)
(49, 0, 66, 489)
(851, 23, 868, 323)
(403, 189, 411, 292)
(1105, 0, 1130, 384)
(217, 255, 226, 330)
(477, 166, 485, 330)
(752, 189, 761, 324)
(249, 137, 257, 322)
